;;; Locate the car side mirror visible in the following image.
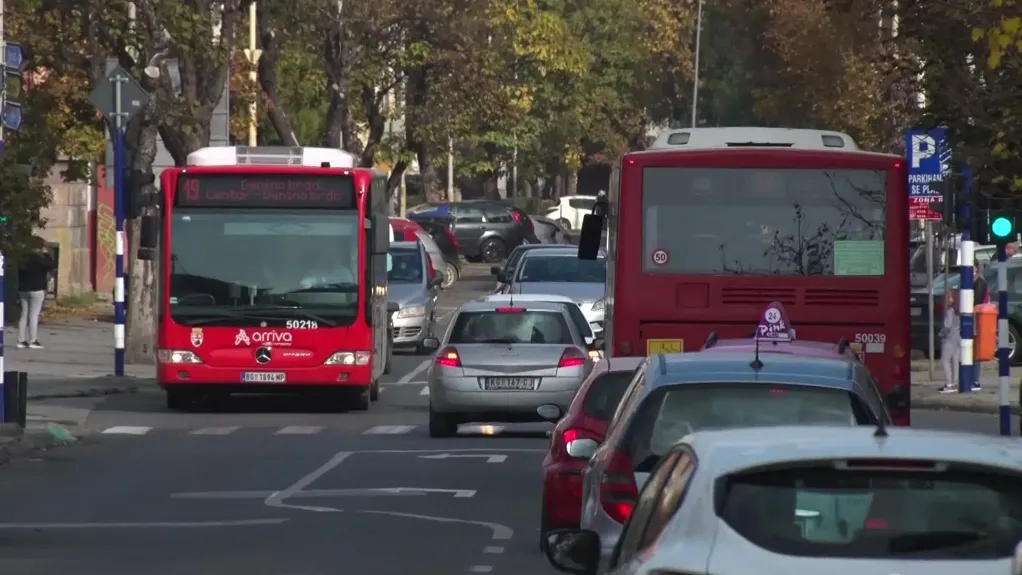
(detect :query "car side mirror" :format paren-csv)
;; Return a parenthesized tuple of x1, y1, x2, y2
(587, 338, 604, 352)
(536, 404, 562, 422)
(421, 337, 441, 352)
(886, 384, 909, 411)
(490, 265, 501, 276)
(543, 529, 601, 575)
(387, 302, 400, 314)
(429, 276, 444, 289)
(496, 272, 507, 283)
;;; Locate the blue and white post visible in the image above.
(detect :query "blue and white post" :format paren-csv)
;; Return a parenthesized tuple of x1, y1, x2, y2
(997, 242, 1011, 434)
(959, 228, 976, 393)
(0, 251, 5, 422)
(112, 76, 126, 376)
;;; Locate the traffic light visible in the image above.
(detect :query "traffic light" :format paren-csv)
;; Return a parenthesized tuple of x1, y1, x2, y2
(126, 169, 157, 218)
(990, 212, 1015, 245)
(1, 42, 26, 138)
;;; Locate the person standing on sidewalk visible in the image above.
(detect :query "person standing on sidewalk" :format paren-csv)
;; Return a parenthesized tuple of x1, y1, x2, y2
(16, 238, 54, 349)
(939, 289, 962, 394)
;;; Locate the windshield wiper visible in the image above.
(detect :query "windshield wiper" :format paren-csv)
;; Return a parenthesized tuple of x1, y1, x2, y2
(179, 308, 338, 327)
(281, 282, 359, 295)
(248, 307, 338, 327)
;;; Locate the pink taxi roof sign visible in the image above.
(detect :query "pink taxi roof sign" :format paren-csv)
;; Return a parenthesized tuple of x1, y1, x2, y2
(755, 301, 794, 342)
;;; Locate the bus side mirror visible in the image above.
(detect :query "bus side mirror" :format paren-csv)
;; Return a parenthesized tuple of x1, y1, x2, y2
(577, 214, 605, 260)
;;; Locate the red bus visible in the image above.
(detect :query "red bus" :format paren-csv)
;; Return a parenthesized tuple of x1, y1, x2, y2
(580, 127, 911, 424)
(141, 146, 395, 412)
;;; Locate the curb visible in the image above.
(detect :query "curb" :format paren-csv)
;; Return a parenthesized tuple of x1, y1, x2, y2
(913, 397, 1019, 415)
(0, 425, 79, 466)
(28, 385, 139, 401)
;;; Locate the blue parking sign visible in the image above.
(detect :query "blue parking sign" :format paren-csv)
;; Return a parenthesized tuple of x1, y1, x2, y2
(906, 127, 949, 220)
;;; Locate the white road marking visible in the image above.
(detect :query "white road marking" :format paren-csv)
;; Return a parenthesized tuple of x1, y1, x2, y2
(482, 546, 504, 554)
(469, 566, 493, 573)
(419, 386, 430, 396)
(190, 426, 240, 435)
(264, 451, 353, 513)
(419, 453, 507, 463)
(458, 424, 506, 435)
(397, 359, 431, 384)
(0, 519, 288, 529)
(387, 380, 427, 386)
(362, 425, 416, 435)
(358, 510, 513, 540)
(101, 426, 152, 435)
(351, 448, 546, 454)
(275, 426, 322, 435)
(173, 487, 476, 499)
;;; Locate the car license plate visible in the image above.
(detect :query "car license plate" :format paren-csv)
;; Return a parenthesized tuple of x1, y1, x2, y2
(647, 339, 683, 354)
(911, 307, 922, 316)
(483, 377, 538, 391)
(242, 372, 286, 383)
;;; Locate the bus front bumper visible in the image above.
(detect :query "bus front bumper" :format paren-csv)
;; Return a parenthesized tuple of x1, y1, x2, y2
(157, 363, 373, 389)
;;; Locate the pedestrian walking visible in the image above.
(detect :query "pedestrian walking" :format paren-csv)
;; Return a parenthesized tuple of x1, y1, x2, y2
(939, 289, 961, 394)
(17, 238, 54, 349)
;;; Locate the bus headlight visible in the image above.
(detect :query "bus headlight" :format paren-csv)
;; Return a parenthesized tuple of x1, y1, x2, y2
(324, 351, 371, 366)
(157, 349, 203, 364)
(592, 298, 605, 312)
(396, 305, 426, 318)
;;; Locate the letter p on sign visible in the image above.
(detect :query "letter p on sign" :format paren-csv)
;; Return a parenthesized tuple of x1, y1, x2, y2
(911, 134, 935, 169)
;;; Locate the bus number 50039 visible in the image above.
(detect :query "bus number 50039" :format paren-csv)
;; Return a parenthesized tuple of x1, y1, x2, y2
(854, 333, 886, 344)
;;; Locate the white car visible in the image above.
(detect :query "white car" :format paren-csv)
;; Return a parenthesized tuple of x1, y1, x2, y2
(543, 424, 1022, 575)
(546, 195, 598, 231)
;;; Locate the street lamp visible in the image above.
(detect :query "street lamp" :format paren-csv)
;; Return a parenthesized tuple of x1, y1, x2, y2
(691, 0, 704, 128)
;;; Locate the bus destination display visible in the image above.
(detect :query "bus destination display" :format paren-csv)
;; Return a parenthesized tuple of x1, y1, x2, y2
(177, 174, 356, 208)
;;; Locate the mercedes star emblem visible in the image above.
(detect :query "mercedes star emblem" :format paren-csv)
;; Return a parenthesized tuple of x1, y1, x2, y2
(255, 347, 272, 364)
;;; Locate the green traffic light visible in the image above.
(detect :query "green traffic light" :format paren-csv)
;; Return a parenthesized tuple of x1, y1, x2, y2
(992, 216, 1014, 238)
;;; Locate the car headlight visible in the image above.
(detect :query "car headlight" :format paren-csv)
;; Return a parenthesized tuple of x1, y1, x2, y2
(157, 349, 203, 364)
(324, 351, 371, 366)
(592, 298, 605, 312)
(396, 305, 426, 318)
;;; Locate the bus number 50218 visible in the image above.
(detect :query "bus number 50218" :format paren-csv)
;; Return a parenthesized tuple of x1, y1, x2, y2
(286, 320, 319, 329)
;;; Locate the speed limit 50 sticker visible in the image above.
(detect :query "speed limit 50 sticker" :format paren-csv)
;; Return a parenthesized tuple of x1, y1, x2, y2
(651, 248, 670, 266)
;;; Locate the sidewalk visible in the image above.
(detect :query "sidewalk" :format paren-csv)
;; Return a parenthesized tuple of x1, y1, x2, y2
(3, 318, 153, 399)
(912, 360, 1021, 413)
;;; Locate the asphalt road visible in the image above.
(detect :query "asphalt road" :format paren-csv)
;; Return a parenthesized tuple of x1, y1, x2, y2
(1, 264, 1017, 574)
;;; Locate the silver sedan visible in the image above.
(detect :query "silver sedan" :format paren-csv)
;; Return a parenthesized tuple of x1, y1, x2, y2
(421, 300, 598, 437)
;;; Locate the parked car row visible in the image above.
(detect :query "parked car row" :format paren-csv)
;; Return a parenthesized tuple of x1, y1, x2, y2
(407, 200, 539, 263)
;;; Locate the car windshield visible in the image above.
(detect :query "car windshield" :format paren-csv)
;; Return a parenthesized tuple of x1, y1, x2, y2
(518, 256, 606, 283)
(449, 310, 573, 344)
(389, 250, 423, 284)
(720, 464, 1022, 559)
(169, 210, 360, 325)
(626, 383, 869, 467)
(583, 372, 636, 420)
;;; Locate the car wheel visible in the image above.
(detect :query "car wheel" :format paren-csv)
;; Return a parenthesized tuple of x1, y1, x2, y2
(443, 262, 459, 288)
(428, 407, 459, 438)
(557, 218, 572, 231)
(370, 379, 380, 401)
(1010, 323, 1021, 364)
(350, 388, 370, 411)
(480, 238, 507, 263)
(165, 389, 194, 411)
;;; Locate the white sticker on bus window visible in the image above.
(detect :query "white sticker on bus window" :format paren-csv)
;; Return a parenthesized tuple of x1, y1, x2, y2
(833, 241, 884, 276)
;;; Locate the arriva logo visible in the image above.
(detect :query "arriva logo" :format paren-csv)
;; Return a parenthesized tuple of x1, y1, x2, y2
(234, 330, 293, 346)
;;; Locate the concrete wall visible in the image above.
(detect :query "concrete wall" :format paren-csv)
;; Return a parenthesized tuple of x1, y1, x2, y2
(35, 161, 94, 297)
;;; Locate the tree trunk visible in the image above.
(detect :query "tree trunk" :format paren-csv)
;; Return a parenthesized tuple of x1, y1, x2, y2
(258, 6, 299, 147)
(418, 144, 442, 202)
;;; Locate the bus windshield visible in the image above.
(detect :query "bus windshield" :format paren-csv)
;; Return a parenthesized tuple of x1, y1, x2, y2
(642, 167, 887, 276)
(169, 210, 360, 324)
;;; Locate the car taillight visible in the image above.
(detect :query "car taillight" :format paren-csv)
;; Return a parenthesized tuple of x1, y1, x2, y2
(558, 348, 586, 368)
(599, 449, 637, 524)
(436, 347, 462, 368)
(496, 306, 525, 313)
(561, 428, 598, 459)
(511, 210, 521, 222)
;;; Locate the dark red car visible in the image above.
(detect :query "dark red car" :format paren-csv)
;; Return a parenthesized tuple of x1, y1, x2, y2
(537, 356, 645, 549)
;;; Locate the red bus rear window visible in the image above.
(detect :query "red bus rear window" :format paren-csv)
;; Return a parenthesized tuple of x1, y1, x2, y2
(641, 167, 887, 276)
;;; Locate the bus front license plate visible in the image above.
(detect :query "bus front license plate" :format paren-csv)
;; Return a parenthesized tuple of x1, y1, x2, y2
(242, 372, 286, 383)
(647, 339, 683, 354)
